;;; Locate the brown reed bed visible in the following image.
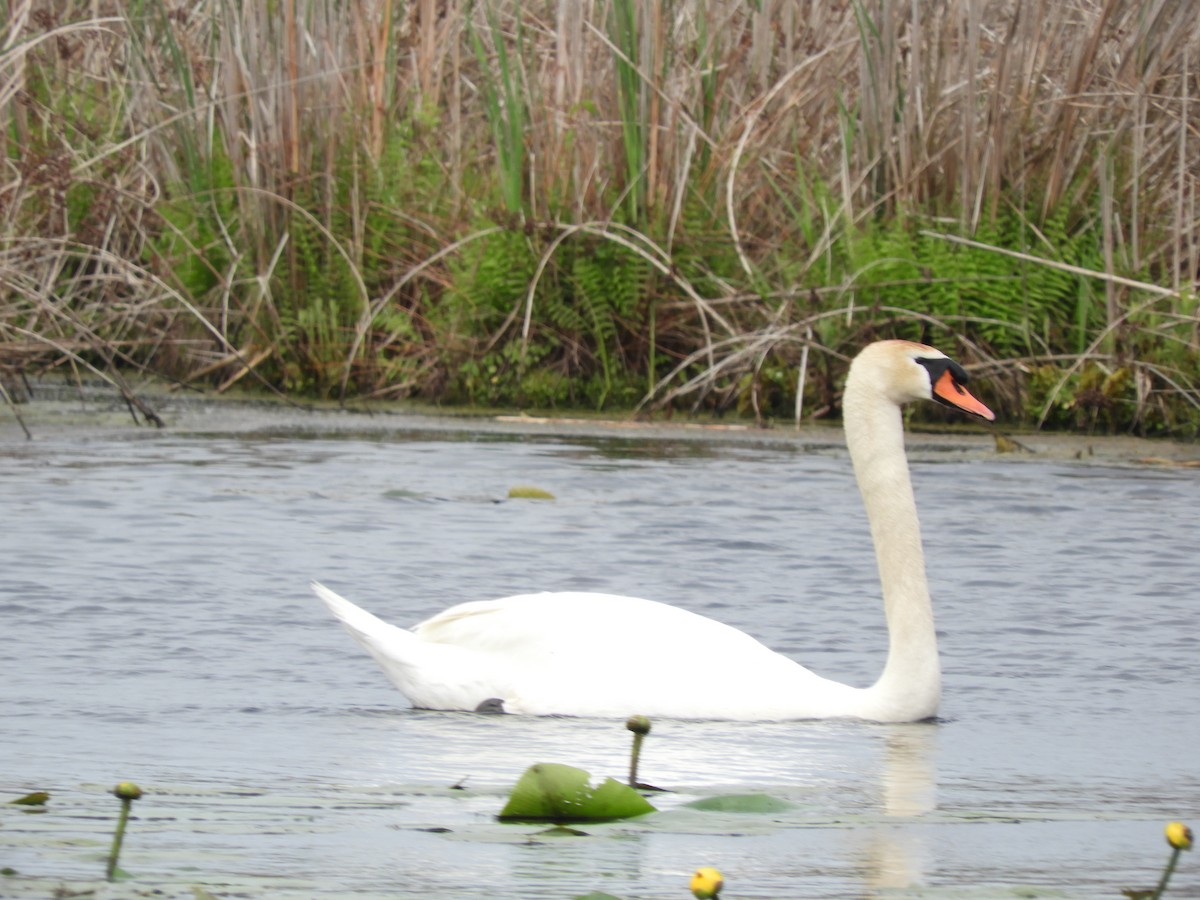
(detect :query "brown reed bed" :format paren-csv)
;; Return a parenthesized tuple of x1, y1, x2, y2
(2, 0, 1198, 433)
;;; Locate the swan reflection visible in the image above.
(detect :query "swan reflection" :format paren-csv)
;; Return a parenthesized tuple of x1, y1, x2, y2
(862, 724, 938, 891)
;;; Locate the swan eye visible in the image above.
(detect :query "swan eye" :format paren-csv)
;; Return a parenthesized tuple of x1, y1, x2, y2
(915, 355, 969, 387)
(916, 356, 995, 420)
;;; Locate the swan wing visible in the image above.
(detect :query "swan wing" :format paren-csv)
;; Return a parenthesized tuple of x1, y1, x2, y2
(416, 591, 837, 717)
(316, 583, 850, 719)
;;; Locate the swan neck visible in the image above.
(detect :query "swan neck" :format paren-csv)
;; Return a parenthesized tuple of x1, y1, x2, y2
(843, 382, 941, 719)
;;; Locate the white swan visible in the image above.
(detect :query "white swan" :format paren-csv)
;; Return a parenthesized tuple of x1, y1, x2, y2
(313, 340, 994, 722)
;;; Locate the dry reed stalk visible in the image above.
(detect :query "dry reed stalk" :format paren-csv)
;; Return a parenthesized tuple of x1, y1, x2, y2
(372, 0, 394, 161)
(284, 0, 300, 176)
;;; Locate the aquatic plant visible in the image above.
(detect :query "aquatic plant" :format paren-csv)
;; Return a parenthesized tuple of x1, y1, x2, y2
(1124, 821, 1193, 900)
(575, 865, 723, 900)
(106, 781, 143, 881)
(7, 791, 49, 807)
(507, 485, 556, 500)
(1166, 822, 1194, 851)
(685, 793, 792, 814)
(626, 714, 651, 788)
(497, 762, 656, 824)
(690, 866, 723, 899)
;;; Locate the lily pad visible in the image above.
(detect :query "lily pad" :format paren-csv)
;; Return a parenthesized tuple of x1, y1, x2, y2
(507, 485, 556, 500)
(685, 793, 792, 813)
(498, 763, 656, 823)
(9, 792, 49, 807)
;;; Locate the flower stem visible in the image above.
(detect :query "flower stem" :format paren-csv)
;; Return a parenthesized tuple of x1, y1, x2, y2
(625, 715, 651, 787)
(105, 783, 142, 882)
(1150, 846, 1183, 900)
(629, 731, 645, 787)
(105, 798, 132, 881)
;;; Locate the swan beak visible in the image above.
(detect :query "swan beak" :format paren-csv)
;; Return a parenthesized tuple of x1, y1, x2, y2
(932, 369, 995, 421)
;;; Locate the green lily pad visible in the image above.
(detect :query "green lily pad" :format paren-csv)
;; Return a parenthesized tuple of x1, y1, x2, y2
(685, 793, 792, 813)
(9, 792, 49, 807)
(498, 763, 656, 823)
(507, 485, 556, 500)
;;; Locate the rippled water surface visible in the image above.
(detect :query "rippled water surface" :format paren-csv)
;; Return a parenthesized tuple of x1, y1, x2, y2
(2, 406, 1198, 898)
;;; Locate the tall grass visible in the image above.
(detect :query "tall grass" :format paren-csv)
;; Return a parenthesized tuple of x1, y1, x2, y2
(2, 0, 1199, 432)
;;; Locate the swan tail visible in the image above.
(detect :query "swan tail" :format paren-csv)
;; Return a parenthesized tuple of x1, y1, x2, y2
(311, 582, 498, 712)
(311, 581, 424, 682)
(312, 581, 407, 644)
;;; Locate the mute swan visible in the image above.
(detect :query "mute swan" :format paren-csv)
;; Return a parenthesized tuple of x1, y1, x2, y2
(313, 340, 994, 722)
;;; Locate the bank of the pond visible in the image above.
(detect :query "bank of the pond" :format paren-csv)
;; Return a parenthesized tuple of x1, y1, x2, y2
(4, 379, 1198, 468)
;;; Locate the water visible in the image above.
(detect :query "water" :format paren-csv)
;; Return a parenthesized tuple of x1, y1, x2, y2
(2, 405, 1198, 898)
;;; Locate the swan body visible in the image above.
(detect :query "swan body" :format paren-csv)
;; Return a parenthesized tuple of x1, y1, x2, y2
(314, 340, 994, 722)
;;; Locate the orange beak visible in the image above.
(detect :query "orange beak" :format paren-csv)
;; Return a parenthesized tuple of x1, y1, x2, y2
(933, 369, 995, 421)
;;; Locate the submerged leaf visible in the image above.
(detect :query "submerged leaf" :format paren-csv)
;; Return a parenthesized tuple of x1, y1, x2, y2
(685, 793, 792, 813)
(9, 792, 49, 807)
(507, 485, 556, 500)
(498, 763, 656, 823)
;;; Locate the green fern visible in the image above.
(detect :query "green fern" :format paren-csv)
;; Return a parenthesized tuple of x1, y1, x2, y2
(447, 228, 537, 327)
(566, 238, 649, 406)
(150, 134, 239, 301)
(817, 200, 1109, 359)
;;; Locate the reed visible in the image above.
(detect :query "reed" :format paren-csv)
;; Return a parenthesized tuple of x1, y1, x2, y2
(2, 0, 1198, 432)
(468, 1, 528, 216)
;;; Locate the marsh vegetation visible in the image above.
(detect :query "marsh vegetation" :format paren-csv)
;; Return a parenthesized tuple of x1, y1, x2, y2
(3, 0, 1199, 433)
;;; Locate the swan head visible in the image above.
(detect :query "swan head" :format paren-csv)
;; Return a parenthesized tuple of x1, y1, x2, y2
(849, 340, 995, 421)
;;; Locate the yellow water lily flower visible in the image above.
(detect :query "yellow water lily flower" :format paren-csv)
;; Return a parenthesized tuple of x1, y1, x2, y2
(690, 866, 723, 899)
(1166, 821, 1193, 851)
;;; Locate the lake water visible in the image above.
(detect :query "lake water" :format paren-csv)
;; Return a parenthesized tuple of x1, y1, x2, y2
(2, 401, 1198, 898)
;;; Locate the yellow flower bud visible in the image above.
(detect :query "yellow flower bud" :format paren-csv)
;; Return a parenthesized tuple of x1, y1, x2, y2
(1166, 821, 1193, 851)
(112, 782, 143, 801)
(690, 866, 723, 899)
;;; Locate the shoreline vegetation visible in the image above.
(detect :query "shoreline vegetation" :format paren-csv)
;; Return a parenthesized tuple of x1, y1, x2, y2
(2, 0, 1199, 435)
